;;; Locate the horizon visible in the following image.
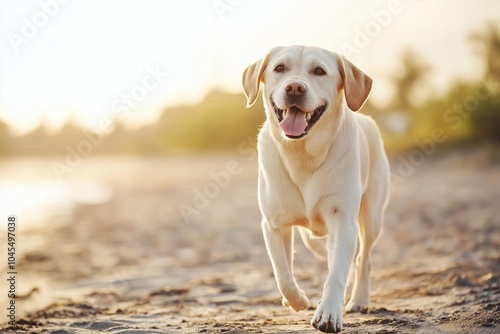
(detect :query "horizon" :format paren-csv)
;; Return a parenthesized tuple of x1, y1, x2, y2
(1, 88, 247, 136)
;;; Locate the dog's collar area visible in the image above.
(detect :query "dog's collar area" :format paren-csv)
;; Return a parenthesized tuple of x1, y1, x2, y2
(271, 100, 327, 139)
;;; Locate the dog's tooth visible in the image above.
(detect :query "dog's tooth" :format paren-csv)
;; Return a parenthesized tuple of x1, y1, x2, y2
(283, 110, 287, 118)
(306, 113, 311, 121)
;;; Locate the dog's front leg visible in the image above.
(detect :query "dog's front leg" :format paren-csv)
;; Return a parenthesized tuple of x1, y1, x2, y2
(311, 211, 358, 333)
(261, 219, 310, 311)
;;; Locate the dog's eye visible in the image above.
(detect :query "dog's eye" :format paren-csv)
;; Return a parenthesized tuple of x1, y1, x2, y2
(313, 67, 326, 76)
(274, 65, 285, 73)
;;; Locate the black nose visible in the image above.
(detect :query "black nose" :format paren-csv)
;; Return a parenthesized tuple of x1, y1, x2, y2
(285, 82, 306, 96)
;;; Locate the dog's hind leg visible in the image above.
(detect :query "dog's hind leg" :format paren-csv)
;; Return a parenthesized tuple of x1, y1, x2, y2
(298, 227, 327, 259)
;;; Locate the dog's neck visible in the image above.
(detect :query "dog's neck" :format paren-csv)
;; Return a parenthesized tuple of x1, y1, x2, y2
(268, 93, 349, 173)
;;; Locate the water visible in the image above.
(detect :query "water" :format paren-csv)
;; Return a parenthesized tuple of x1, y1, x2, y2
(0, 156, 117, 229)
(0, 179, 112, 229)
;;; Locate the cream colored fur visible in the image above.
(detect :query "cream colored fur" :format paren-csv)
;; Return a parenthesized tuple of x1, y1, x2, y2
(242, 45, 390, 333)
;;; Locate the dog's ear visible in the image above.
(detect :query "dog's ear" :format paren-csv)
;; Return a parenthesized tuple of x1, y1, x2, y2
(337, 56, 372, 111)
(242, 54, 270, 108)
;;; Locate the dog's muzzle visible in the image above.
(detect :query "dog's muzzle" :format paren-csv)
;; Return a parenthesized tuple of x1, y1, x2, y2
(271, 100, 327, 139)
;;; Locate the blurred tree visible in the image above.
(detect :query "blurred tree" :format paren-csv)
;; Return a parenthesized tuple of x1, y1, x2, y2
(470, 91, 500, 143)
(162, 90, 264, 152)
(469, 21, 500, 82)
(467, 22, 500, 143)
(389, 49, 432, 111)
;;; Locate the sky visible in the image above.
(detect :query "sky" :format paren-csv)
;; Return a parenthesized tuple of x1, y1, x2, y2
(0, 0, 499, 134)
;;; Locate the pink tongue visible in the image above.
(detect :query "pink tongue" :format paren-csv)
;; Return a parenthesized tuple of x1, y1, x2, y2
(279, 106, 308, 137)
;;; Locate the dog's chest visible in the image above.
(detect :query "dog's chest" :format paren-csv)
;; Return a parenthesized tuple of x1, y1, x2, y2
(264, 185, 329, 237)
(259, 161, 331, 236)
(257, 128, 346, 234)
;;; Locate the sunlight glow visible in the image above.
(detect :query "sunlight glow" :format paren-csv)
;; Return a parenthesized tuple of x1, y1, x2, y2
(0, 0, 498, 133)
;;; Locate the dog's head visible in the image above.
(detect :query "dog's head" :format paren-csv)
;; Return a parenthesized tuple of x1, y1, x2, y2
(242, 45, 372, 140)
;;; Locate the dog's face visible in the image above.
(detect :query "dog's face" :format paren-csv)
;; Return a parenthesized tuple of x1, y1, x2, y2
(242, 46, 372, 140)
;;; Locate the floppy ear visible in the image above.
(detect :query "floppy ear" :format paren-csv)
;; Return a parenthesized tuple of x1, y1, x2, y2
(337, 56, 373, 111)
(242, 54, 270, 108)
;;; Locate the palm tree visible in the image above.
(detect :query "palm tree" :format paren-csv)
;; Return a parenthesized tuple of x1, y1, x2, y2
(469, 21, 500, 82)
(389, 49, 432, 111)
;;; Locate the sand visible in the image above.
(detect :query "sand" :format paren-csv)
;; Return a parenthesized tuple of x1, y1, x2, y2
(0, 148, 499, 333)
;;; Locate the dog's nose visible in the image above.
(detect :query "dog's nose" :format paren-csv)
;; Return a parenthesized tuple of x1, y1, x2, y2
(285, 82, 306, 96)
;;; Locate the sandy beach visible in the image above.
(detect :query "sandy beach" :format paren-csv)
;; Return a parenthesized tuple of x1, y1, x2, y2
(0, 149, 499, 333)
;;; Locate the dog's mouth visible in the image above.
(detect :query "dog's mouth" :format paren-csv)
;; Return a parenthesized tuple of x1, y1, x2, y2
(271, 100, 327, 139)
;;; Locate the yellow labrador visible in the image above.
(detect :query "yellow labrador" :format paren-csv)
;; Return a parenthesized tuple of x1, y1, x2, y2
(242, 46, 390, 333)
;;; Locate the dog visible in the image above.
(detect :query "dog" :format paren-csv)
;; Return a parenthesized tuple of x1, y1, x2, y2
(242, 46, 390, 333)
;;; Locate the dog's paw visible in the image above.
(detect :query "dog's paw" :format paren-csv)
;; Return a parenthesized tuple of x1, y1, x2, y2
(282, 290, 310, 311)
(311, 301, 343, 333)
(346, 298, 369, 313)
